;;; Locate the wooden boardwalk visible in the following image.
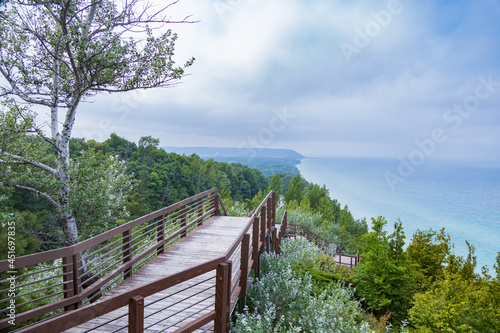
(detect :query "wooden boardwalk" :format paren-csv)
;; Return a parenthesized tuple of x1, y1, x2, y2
(1, 190, 355, 333)
(65, 216, 251, 333)
(0, 190, 283, 333)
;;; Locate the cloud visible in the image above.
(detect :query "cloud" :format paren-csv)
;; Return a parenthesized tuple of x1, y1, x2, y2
(69, 0, 500, 160)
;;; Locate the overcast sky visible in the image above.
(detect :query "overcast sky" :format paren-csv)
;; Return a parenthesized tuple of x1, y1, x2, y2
(68, 0, 500, 160)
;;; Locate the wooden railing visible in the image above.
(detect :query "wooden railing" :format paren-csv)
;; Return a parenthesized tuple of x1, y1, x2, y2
(0, 190, 282, 333)
(0, 189, 219, 331)
(285, 224, 360, 268)
(275, 211, 288, 255)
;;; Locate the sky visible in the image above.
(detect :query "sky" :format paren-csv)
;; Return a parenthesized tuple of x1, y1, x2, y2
(68, 0, 500, 160)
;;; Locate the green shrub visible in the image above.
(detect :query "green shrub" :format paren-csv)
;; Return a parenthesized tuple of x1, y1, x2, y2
(233, 238, 373, 332)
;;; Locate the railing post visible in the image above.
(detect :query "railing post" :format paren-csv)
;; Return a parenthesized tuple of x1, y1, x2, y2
(267, 197, 272, 233)
(198, 197, 204, 225)
(260, 207, 266, 250)
(271, 191, 276, 225)
(252, 217, 260, 277)
(226, 261, 232, 332)
(239, 234, 250, 305)
(276, 213, 285, 254)
(284, 211, 288, 227)
(215, 261, 231, 333)
(73, 253, 82, 308)
(157, 215, 165, 255)
(181, 205, 187, 238)
(62, 255, 76, 311)
(272, 227, 277, 253)
(275, 234, 280, 255)
(129, 296, 144, 333)
(266, 197, 272, 253)
(123, 229, 132, 279)
(214, 194, 221, 216)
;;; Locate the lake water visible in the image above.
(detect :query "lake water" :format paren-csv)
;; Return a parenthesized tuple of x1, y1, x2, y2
(297, 157, 500, 270)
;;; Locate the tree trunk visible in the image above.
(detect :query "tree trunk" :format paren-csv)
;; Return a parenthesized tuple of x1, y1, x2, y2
(58, 137, 79, 245)
(52, 80, 81, 246)
(61, 195, 79, 245)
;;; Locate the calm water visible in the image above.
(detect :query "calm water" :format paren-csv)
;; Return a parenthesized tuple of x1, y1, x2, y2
(297, 157, 500, 270)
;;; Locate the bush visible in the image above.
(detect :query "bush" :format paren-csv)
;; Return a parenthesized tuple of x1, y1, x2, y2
(408, 272, 500, 333)
(227, 201, 250, 217)
(232, 238, 372, 332)
(286, 208, 323, 234)
(353, 217, 413, 324)
(277, 237, 322, 267)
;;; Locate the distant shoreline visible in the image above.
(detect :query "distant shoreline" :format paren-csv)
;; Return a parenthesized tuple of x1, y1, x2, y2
(297, 157, 500, 270)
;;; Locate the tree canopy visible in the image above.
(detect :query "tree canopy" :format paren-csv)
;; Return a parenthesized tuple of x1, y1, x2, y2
(0, 0, 194, 245)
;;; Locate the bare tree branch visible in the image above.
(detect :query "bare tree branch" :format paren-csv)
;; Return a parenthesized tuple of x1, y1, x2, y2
(0, 151, 58, 176)
(0, 67, 54, 107)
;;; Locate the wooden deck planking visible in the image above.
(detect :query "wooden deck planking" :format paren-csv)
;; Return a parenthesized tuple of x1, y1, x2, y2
(64, 216, 251, 333)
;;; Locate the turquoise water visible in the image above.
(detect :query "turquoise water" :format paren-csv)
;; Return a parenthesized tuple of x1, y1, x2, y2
(297, 157, 500, 270)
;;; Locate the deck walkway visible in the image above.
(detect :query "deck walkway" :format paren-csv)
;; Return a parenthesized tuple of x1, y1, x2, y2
(65, 216, 251, 333)
(0, 189, 357, 333)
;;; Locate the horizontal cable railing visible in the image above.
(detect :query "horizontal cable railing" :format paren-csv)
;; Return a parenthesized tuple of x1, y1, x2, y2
(1, 190, 282, 333)
(0, 189, 218, 331)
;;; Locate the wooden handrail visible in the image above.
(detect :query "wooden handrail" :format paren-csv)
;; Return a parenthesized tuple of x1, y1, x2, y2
(217, 194, 228, 216)
(1, 190, 282, 333)
(19, 257, 225, 333)
(0, 189, 216, 272)
(0, 189, 217, 330)
(285, 223, 360, 268)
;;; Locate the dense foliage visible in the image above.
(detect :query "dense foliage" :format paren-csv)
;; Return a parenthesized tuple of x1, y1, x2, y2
(232, 238, 372, 333)
(282, 175, 368, 255)
(354, 217, 413, 323)
(274, 180, 500, 333)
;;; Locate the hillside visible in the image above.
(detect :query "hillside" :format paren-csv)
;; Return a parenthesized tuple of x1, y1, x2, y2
(162, 147, 304, 176)
(162, 147, 304, 159)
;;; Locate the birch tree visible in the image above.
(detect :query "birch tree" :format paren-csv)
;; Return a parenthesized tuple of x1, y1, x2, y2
(0, 0, 194, 245)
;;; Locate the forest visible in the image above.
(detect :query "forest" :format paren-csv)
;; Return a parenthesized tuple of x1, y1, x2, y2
(1, 133, 499, 332)
(162, 147, 303, 176)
